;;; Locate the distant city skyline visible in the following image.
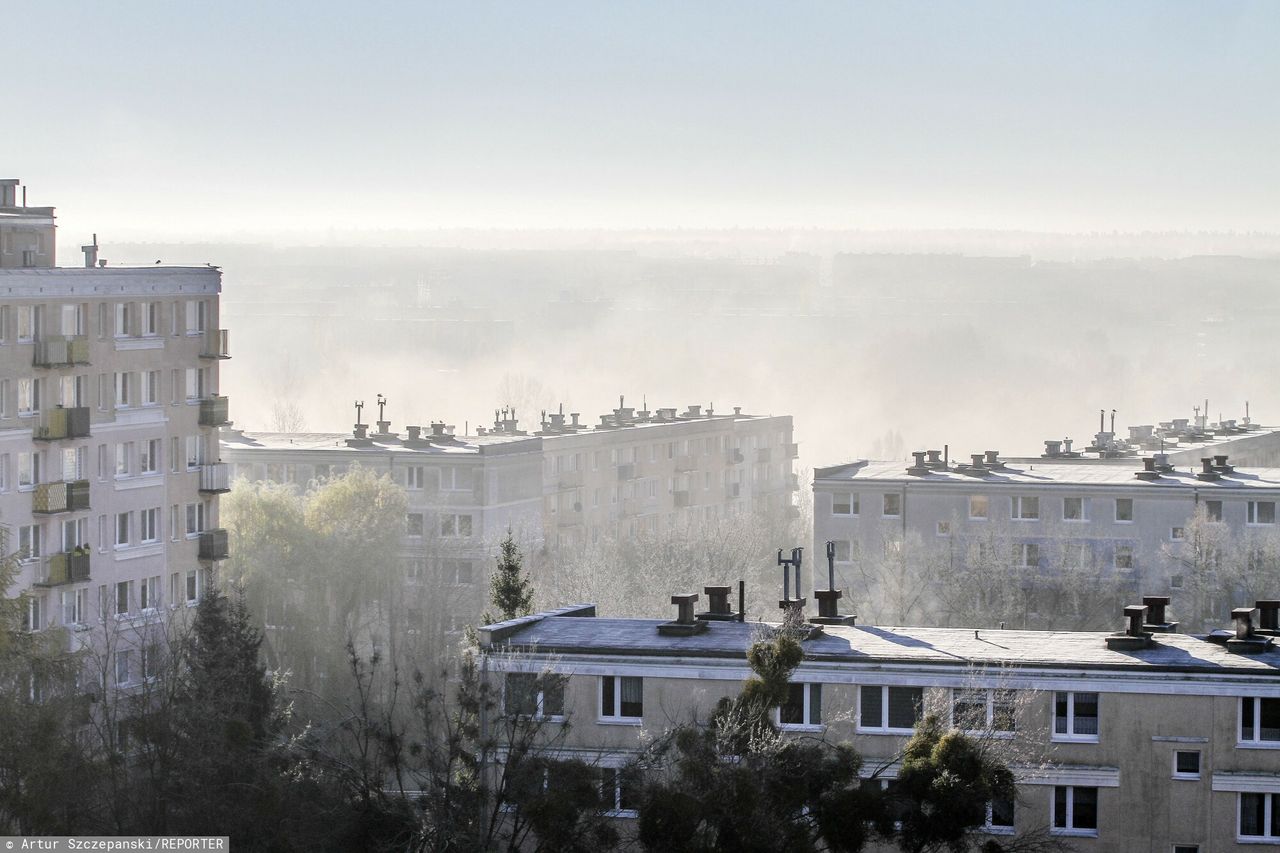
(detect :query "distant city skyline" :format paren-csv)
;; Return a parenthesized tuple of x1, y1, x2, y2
(15, 1, 1280, 241)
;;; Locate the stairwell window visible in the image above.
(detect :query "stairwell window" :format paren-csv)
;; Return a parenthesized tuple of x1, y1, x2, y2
(1053, 692, 1099, 742)
(600, 675, 643, 723)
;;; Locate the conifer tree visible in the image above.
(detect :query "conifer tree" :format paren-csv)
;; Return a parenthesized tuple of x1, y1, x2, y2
(486, 530, 534, 623)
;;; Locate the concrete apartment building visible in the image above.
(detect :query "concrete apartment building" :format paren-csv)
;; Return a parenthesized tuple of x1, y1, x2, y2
(0, 179, 229, 677)
(478, 598, 1280, 851)
(220, 402, 797, 629)
(813, 447, 1280, 629)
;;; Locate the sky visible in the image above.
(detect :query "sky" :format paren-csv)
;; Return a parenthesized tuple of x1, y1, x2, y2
(11, 1, 1280, 242)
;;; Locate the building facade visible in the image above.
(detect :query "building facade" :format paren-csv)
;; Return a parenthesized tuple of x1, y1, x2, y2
(478, 600, 1280, 852)
(813, 452, 1280, 629)
(0, 180, 228, 682)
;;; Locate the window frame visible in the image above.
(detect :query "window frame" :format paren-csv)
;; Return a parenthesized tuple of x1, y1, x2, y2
(882, 493, 902, 518)
(599, 675, 643, 725)
(832, 492, 857, 517)
(1247, 500, 1276, 526)
(1172, 749, 1200, 780)
(1114, 498, 1134, 523)
(1239, 696, 1280, 747)
(1051, 785, 1099, 837)
(504, 672, 567, 721)
(777, 682, 824, 731)
(1062, 496, 1086, 522)
(1012, 495, 1040, 521)
(952, 688, 1016, 736)
(969, 495, 989, 520)
(858, 685, 923, 734)
(1239, 791, 1280, 841)
(1052, 691, 1100, 743)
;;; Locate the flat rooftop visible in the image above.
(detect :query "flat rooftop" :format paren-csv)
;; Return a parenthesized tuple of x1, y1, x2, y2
(814, 459, 1280, 491)
(482, 610, 1280, 677)
(221, 429, 536, 456)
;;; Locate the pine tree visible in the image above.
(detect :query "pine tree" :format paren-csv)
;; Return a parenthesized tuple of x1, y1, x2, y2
(486, 530, 534, 623)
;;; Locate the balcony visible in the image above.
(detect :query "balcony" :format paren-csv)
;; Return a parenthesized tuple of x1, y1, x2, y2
(34, 551, 92, 587)
(32, 406, 91, 441)
(673, 490, 692, 508)
(200, 329, 231, 359)
(757, 447, 773, 463)
(785, 442, 799, 459)
(33, 335, 91, 368)
(727, 449, 744, 465)
(198, 396, 230, 427)
(198, 463, 231, 493)
(198, 528, 229, 561)
(32, 480, 91, 514)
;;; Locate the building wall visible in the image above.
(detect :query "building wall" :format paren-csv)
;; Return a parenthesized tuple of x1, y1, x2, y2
(0, 267, 225, 671)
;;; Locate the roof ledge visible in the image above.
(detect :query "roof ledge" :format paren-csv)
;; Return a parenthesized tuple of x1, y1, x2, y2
(477, 604, 596, 647)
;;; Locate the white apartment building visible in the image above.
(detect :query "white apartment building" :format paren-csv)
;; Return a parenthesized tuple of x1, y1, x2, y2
(813, 450, 1280, 629)
(0, 179, 228, 681)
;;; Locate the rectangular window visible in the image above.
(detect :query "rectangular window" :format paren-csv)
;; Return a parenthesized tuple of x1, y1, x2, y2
(599, 766, 639, 816)
(1052, 786, 1098, 834)
(504, 672, 566, 719)
(116, 650, 132, 686)
(115, 512, 131, 548)
(600, 675, 643, 721)
(141, 439, 160, 474)
(18, 451, 38, 488)
(882, 493, 902, 517)
(1013, 543, 1039, 568)
(406, 513, 424, 537)
(140, 575, 159, 610)
(1240, 793, 1280, 840)
(1063, 497, 1085, 521)
(17, 305, 33, 342)
(115, 442, 132, 477)
(1206, 500, 1223, 522)
(1170, 526, 1186, 541)
(140, 508, 159, 543)
(406, 466, 425, 490)
(953, 688, 1016, 733)
(142, 302, 159, 336)
(185, 502, 205, 536)
(18, 524, 41, 561)
(1172, 750, 1200, 780)
(1114, 545, 1134, 570)
(1012, 496, 1039, 520)
(859, 685, 923, 732)
(116, 581, 131, 616)
(186, 570, 199, 604)
(18, 378, 39, 415)
(1240, 697, 1280, 744)
(832, 493, 857, 516)
(1248, 501, 1276, 525)
(114, 303, 132, 338)
(1054, 692, 1099, 741)
(142, 370, 160, 406)
(1115, 498, 1134, 522)
(780, 683, 823, 728)
(987, 796, 1015, 832)
(936, 520, 951, 536)
(114, 372, 130, 408)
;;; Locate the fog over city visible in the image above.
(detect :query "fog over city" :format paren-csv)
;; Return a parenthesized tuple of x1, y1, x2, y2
(5, 3, 1280, 850)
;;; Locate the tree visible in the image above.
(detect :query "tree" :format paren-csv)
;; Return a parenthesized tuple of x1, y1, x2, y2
(487, 530, 534, 623)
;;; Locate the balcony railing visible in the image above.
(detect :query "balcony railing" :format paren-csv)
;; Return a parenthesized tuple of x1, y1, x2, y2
(198, 396, 230, 427)
(198, 463, 231, 493)
(32, 480, 91, 514)
(34, 551, 92, 587)
(200, 329, 231, 359)
(32, 406, 91, 441)
(33, 335, 90, 368)
(198, 528, 229, 561)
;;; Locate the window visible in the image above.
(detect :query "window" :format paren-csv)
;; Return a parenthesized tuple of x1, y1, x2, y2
(142, 643, 161, 680)
(859, 685, 923, 732)
(1248, 501, 1276, 525)
(116, 650, 132, 686)
(185, 300, 207, 333)
(441, 514, 473, 538)
(142, 302, 159, 336)
(114, 303, 132, 338)
(1012, 496, 1039, 520)
(115, 442, 132, 477)
(1172, 845, 1199, 853)
(185, 502, 206, 536)
(936, 520, 951, 536)
(114, 512, 131, 548)
(1012, 542, 1039, 568)
(18, 451, 38, 488)
(185, 367, 203, 401)
(1062, 542, 1089, 570)
(406, 466, 425, 490)
(1114, 545, 1134, 570)
(1054, 692, 1099, 741)
(1052, 786, 1098, 835)
(504, 672, 565, 719)
(445, 559, 474, 585)
(140, 508, 159, 543)
(140, 576, 159, 610)
(1171, 574, 1185, 590)
(598, 766, 639, 817)
(186, 435, 203, 469)
(1115, 498, 1133, 522)
(62, 588, 87, 626)
(1171, 526, 1186, 541)
(780, 683, 823, 728)
(969, 495, 989, 520)
(17, 305, 33, 341)
(114, 371, 131, 408)
(1063, 497, 1085, 521)
(986, 796, 1015, 833)
(142, 370, 160, 406)
(406, 513, 424, 537)
(1240, 697, 1280, 744)
(600, 675, 643, 721)
(141, 439, 160, 475)
(833, 493, 857, 516)
(18, 377, 39, 414)
(185, 570, 199, 604)
(1172, 750, 1200, 780)
(24, 596, 43, 632)
(952, 688, 1016, 733)
(18, 524, 41, 561)
(440, 466, 469, 491)
(883, 493, 901, 517)
(116, 581, 131, 616)
(1240, 793, 1280, 840)
(1206, 500, 1222, 522)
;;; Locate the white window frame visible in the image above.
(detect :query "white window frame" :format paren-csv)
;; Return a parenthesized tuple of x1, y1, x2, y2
(951, 688, 1016, 736)
(984, 796, 1016, 835)
(832, 492, 857, 516)
(882, 493, 901, 518)
(1051, 785, 1099, 837)
(1247, 501, 1276, 526)
(1172, 749, 1200, 780)
(1239, 792, 1280, 841)
(776, 682, 824, 731)
(969, 495, 989, 520)
(598, 675, 643, 724)
(1012, 495, 1039, 521)
(858, 685, 923, 734)
(1053, 691, 1100, 743)
(1239, 697, 1280, 747)
(1115, 497, 1134, 523)
(503, 672, 566, 721)
(1062, 496, 1087, 522)
(1013, 542, 1039, 568)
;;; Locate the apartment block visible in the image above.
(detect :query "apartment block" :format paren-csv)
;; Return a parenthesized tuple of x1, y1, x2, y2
(0, 180, 228, 677)
(477, 599, 1280, 851)
(813, 450, 1280, 628)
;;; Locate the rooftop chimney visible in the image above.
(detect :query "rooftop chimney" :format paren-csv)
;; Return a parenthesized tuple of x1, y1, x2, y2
(657, 593, 708, 636)
(906, 451, 931, 476)
(777, 547, 806, 615)
(697, 585, 740, 622)
(926, 449, 945, 469)
(1044, 439, 1062, 458)
(1196, 458, 1221, 481)
(984, 450, 1003, 469)
(1213, 454, 1234, 474)
(1256, 600, 1280, 636)
(570, 412, 581, 428)
(406, 425, 422, 442)
(81, 233, 99, 268)
(1135, 457, 1161, 481)
(0, 179, 17, 207)
(1227, 607, 1274, 654)
(1105, 604, 1153, 650)
(811, 540, 855, 626)
(1142, 595, 1178, 633)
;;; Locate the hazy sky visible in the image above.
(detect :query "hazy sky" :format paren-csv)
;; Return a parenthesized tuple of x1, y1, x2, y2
(14, 1, 1280, 240)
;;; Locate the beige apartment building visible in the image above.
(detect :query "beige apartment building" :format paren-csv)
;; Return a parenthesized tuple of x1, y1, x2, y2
(478, 599, 1280, 852)
(0, 179, 229, 686)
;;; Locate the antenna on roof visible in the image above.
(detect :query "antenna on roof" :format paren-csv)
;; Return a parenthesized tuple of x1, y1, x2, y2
(354, 400, 364, 426)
